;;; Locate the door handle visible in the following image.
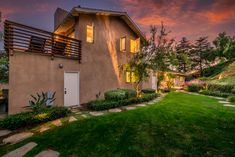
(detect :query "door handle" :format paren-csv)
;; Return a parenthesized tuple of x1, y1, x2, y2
(64, 88, 67, 94)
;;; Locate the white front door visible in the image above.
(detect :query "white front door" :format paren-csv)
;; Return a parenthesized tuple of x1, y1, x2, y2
(64, 72, 79, 106)
(152, 75, 157, 90)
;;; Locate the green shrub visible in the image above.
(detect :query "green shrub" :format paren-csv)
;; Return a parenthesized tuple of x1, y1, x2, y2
(187, 84, 203, 92)
(207, 84, 234, 93)
(88, 93, 158, 111)
(142, 88, 156, 94)
(0, 107, 70, 130)
(199, 90, 230, 98)
(104, 89, 136, 101)
(104, 89, 127, 101)
(202, 61, 230, 77)
(228, 96, 235, 102)
(231, 88, 235, 94)
(121, 89, 137, 98)
(28, 91, 56, 112)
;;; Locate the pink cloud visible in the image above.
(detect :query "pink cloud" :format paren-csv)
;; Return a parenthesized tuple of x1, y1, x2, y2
(201, 0, 235, 23)
(119, 0, 235, 41)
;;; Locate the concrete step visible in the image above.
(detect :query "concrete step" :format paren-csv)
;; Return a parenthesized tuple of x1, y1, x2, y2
(34, 149, 60, 157)
(3, 132, 33, 144)
(3, 142, 37, 157)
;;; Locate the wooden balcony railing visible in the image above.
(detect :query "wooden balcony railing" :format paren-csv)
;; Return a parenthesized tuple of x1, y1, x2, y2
(4, 20, 82, 63)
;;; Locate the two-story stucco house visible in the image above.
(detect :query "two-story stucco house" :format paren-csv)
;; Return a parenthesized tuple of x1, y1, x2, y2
(5, 6, 154, 114)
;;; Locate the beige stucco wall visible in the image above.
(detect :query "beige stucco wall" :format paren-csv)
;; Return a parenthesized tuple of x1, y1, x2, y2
(8, 15, 143, 114)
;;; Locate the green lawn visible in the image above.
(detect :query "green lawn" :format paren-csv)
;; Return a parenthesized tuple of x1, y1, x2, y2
(1, 92, 235, 157)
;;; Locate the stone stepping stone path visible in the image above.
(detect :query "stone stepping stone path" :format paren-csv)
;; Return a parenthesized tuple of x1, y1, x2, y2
(35, 149, 60, 157)
(218, 101, 230, 104)
(0, 130, 12, 137)
(124, 106, 136, 110)
(75, 111, 82, 115)
(89, 112, 104, 116)
(51, 119, 62, 127)
(3, 132, 33, 144)
(147, 102, 155, 105)
(81, 114, 88, 118)
(213, 97, 225, 100)
(224, 104, 235, 107)
(135, 104, 146, 107)
(39, 126, 50, 133)
(68, 116, 77, 122)
(2, 142, 37, 157)
(108, 108, 122, 113)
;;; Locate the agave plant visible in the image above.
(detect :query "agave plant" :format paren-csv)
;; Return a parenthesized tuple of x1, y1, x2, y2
(29, 91, 56, 112)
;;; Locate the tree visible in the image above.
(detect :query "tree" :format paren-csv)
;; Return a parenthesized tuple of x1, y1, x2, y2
(213, 32, 235, 60)
(175, 37, 191, 72)
(0, 11, 3, 42)
(213, 32, 231, 59)
(128, 49, 150, 96)
(190, 36, 210, 76)
(149, 23, 175, 91)
(0, 53, 8, 83)
(125, 23, 174, 94)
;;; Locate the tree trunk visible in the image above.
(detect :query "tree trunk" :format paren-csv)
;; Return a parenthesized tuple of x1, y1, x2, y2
(135, 82, 141, 97)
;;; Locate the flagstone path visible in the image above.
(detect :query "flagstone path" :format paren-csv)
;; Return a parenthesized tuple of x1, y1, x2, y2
(185, 91, 235, 108)
(35, 149, 60, 157)
(2, 142, 37, 157)
(3, 132, 33, 144)
(0, 93, 167, 156)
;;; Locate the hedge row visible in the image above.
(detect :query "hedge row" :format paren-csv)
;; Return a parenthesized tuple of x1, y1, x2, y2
(141, 88, 156, 94)
(104, 89, 136, 101)
(88, 93, 158, 111)
(187, 84, 203, 92)
(207, 84, 234, 93)
(199, 90, 230, 98)
(228, 96, 235, 103)
(0, 107, 71, 130)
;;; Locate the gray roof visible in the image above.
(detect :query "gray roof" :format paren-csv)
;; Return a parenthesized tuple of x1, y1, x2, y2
(55, 6, 146, 40)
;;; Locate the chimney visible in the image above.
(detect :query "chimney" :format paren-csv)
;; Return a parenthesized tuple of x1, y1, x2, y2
(54, 8, 69, 30)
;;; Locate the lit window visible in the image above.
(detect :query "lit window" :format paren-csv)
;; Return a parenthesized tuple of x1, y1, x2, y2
(126, 71, 138, 83)
(86, 25, 94, 43)
(130, 38, 140, 53)
(126, 71, 131, 83)
(130, 39, 136, 53)
(120, 37, 126, 52)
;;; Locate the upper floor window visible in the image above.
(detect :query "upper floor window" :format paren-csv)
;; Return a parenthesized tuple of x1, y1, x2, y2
(120, 37, 126, 52)
(86, 25, 94, 43)
(126, 71, 138, 83)
(130, 38, 140, 53)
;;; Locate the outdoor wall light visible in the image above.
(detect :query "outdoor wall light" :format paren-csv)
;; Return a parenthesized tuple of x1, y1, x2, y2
(58, 63, 63, 69)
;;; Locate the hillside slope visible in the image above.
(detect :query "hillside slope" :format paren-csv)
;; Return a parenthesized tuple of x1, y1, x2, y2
(210, 61, 235, 85)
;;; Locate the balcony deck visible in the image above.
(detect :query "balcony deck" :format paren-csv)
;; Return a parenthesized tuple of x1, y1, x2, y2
(4, 20, 82, 63)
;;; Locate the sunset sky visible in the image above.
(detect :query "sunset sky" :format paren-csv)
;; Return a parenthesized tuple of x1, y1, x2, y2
(0, 0, 235, 49)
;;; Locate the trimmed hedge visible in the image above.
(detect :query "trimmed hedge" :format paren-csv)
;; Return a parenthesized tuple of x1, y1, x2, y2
(207, 84, 234, 93)
(199, 90, 230, 98)
(187, 84, 203, 92)
(231, 88, 235, 94)
(121, 89, 137, 99)
(228, 96, 235, 103)
(104, 89, 136, 101)
(88, 93, 158, 111)
(104, 90, 126, 101)
(142, 88, 156, 94)
(0, 107, 71, 130)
